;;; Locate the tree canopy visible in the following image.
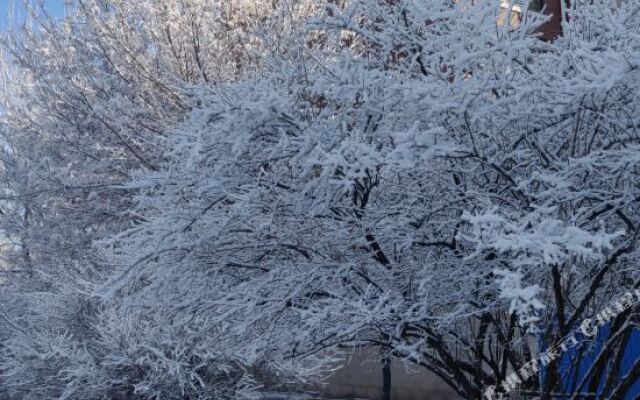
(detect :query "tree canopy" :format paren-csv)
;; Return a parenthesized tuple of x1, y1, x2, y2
(1, 0, 639, 399)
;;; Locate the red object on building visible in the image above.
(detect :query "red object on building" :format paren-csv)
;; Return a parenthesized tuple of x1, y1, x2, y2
(500, 0, 569, 41)
(538, 0, 567, 40)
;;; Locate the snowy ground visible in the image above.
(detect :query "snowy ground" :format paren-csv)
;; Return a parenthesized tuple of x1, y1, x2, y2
(259, 392, 367, 400)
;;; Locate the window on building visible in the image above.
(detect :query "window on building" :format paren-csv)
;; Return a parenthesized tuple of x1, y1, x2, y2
(498, 0, 545, 27)
(500, 0, 544, 14)
(528, 0, 544, 13)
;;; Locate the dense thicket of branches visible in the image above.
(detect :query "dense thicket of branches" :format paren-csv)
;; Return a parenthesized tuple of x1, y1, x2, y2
(0, 0, 639, 399)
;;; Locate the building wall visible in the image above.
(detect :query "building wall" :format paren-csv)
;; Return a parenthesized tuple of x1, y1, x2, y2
(319, 348, 461, 400)
(497, 0, 564, 41)
(538, 0, 564, 40)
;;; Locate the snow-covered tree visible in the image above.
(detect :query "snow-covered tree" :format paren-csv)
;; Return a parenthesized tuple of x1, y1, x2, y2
(1, 0, 640, 399)
(0, 1, 315, 399)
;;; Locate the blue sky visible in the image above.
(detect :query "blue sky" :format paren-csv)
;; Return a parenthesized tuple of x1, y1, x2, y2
(0, 0, 67, 29)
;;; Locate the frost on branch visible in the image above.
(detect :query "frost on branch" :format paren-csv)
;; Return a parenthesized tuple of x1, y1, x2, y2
(1, 0, 640, 399)
(460, 208, 624, 267)
(493, 268, 545, 328)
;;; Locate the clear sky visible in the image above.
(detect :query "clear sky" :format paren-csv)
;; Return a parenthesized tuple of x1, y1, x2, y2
(0, 0, 67, 29)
